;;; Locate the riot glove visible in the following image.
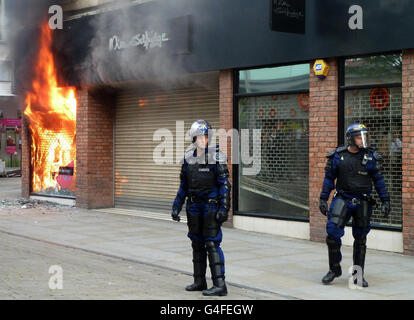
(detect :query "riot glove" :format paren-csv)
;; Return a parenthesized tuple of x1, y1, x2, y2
(381, 200, 391, 218)
(319, 198, 328, 216)
(171, 208, 181, 222)
(216, 209, 228, 223)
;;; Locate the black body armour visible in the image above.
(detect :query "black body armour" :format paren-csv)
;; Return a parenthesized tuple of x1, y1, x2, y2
(186, 158, 218, 195)
(336, 150, 372, 195)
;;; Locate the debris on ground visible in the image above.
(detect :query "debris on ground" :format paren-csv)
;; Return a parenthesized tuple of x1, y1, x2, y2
(0, 198, 74, 210)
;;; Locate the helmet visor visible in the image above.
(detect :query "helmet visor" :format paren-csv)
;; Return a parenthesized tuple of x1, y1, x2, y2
(355, 131, 369, 149)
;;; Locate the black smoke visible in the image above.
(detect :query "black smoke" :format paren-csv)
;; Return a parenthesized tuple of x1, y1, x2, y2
(7, 0, 68, 94)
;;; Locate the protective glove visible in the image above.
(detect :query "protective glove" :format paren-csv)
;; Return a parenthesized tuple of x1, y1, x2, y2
(216, 209, 228, 223)
(171, 208, 180, 222)
(319, 199, 328, 216)
(381, 201, 391, 218)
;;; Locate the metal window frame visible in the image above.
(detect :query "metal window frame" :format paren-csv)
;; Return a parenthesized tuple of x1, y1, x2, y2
(338, 52, 403, 232)
(233, 69, 240, 214)
(232, 67, 311, 222)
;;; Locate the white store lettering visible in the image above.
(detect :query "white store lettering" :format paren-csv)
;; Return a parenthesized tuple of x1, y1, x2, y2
(109, 31, 169, 51)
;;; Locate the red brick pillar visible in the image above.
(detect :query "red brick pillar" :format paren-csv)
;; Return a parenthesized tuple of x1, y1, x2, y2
(21, 112, 31, 199)
(309, 58, 339, 242)
(76, 87, 115, 209)
(219, 70, 234, 228)
(402, 50, 414, 255)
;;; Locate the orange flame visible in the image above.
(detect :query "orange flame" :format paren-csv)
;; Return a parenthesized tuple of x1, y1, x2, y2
(24, 22, 77, 195)
(138, 98, 149, 107)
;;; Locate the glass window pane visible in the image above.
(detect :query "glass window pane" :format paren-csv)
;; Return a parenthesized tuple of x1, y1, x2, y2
(239, 64, 309, 94)
(344, 54, 402, 87)
(344, 87, 402, 228)
(239, 93, 309, 219)
(0, 61, 11, 82)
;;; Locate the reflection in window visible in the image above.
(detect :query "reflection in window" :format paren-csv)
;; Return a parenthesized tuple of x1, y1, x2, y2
(239, 64, 310, 94)
(0, 61, 12, 82)
(344, 87, 402, 228)
(344, 54, 402, 87)
(239, 94, 309, 219)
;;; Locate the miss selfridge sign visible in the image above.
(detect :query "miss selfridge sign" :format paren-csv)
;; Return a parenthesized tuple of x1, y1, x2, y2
(106, 14, 191, 55)
(109, 31, 170, 52)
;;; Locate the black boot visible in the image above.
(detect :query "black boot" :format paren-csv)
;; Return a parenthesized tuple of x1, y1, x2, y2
(186, 241, 207, 291)
(322, 236, 342, 285)
(203, 277, 227, 296)
(186, 279, 207, 291)
(203, 241, 227, 296)
(353, 235, 369, 288)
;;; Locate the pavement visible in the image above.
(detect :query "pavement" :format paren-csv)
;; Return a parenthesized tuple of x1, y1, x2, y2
(0, 177, 21, 199)
(0, 231, 281, 300)
(1, 178, 414, 300)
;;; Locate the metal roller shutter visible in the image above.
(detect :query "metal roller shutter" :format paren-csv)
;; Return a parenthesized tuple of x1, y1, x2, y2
(115, 76, 219, 213)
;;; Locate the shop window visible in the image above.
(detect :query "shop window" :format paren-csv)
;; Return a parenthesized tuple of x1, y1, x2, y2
(237, 63, 310, 220)
(0, 61, 12, 82)
(239, 64, 310, 94)
(343, 54, 402, 228)
(344, 54, 402, 87)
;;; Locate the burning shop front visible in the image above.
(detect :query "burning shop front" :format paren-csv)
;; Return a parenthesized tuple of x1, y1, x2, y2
(23, 23, 77, 200)
(19, 1, 226, 211)
(9, 0, 78, 202)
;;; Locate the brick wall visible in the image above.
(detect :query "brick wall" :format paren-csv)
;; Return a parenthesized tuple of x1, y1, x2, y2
(402, 50, 414, 255)
(76, 87, 115, 209)
(219, 70, 234, 228)
(309, 58, 339, 242)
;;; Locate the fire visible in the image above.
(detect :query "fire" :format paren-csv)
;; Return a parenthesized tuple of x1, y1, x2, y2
(138, 98, 149, 107)
(115, 171, 129, 196)
(24, 22, 77, 195)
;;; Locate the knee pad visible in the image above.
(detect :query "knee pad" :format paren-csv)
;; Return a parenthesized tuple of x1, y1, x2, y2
(326, 235, 340, 247)
(326, 219, 346, 240)
(205, 241, 217, 252)
(191, 240, 206, 252)
(354, 235, 367, 247)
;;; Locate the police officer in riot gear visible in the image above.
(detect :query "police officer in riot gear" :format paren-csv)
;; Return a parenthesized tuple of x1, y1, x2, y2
(319, 123, 391, 287)
(171, 120, 231, 296)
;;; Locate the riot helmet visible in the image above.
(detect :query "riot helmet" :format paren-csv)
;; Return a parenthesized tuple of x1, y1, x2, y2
(188, 120, 212, 145)
(346, 123, 370, 149)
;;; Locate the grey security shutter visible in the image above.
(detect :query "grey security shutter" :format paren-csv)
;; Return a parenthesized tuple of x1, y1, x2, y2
(114, 78, 219, 212)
